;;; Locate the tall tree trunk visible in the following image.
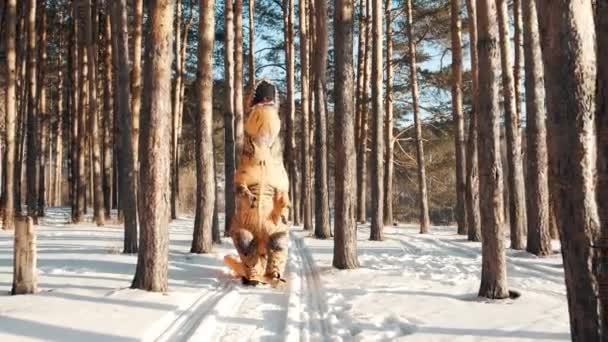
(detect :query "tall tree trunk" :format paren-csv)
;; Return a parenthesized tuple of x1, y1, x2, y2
(172, 2, 194, 221)
(497, 0, 526, 250)
(313, 0, 331, 239)
(299, 0, 312, 231)
(596, 0, 608, 337)
(85, 0, 105, 225)
(131, 0, 142, 179)
(76, 0, 88, 223)
(54, 17, 64, 207)
(14, 1, 26, 215)
(191, 0, 215, 254)
(111, 0, 138, 253)
(36, 0, 47, 217)
(522, 0, 550, 256)
(355, 0, 365, 222)
(223, 0, 236, 237)
(131, 0, 174, 292)
(3, 0, 17, 230)
(513, 0, 523, 127)
(171, 0, 183, 220)
(234, 0, 244, 164)
(406, 0, 430, 234)
(536, 0, 601, 339)
(476, 0, 509, 299)
(284, 0, 299, 225)
(102, 9, 113, 218)
(451, 0, 466, 235)
(25, 0, 38, 219)
(333, 0, 359, 269)
(465, 0, 481, 242)
(356, 0, 370, 224)
(70, 4, 80, 222)
(383, 0, 393, 227)
(248, 0, 255, 89)
(212, 145, 221, 244)
(369, 0, 383, 240)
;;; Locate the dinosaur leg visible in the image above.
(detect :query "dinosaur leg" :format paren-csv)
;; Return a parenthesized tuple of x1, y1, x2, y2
(231, 228, 260, 280)
(266, 230, 289, 280)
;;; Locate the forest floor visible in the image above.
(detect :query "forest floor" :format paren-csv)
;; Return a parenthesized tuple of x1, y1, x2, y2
(0, 207, 570, 341)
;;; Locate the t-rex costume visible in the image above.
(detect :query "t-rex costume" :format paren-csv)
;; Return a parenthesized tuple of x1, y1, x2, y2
(227, 80, 290, 286)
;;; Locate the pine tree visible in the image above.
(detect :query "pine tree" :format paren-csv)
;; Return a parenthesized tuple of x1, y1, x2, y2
(132, 0, 175, 292)
(299, 0, 313, 231)
(191, 0, 216, 254)
(406, 0, 430, 234)
(223, 0, 237, 236)
(283, 0, 299, 225)
(476, 0, 510, 299)
(333, 0, 359, 269)
(383, 0, 394, 227)
(536, 0, 601, 338)
(25, 0, 39, 220)
(313, 0, 331, 239)
(451, 0, 467, 235)
(111, 0, 138, 253)
(4, 0, 17, 230)
(522, 0, 550, 256)
(465, 0, 481, 242)
(595, 0, 608, 337)
(497, 0, 525, 250)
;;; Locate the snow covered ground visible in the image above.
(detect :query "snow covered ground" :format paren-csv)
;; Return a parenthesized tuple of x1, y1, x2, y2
(0, 208, 570, 341)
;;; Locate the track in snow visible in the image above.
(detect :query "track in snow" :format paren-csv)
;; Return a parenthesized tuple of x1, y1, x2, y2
(395, 232, 564, 284)
(152, 230, 331, 342)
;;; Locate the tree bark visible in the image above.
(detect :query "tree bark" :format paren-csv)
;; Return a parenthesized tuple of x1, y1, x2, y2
(11, 216, 37, 295)
(102, 9, 113, 218)
(451, 0, 467, 235)
(131, 0, 142, 177)
(299, 0, 312, 231)
(513, 0, 523, 128)
(333, 0, 359, 269)
(369, 0, 384, 240)
(234, 0, 244, 164)
(4, 0, 17, 230)
(465, 0, 481, 242)
(85, 0, 105, 225)
(313, 0, 331, 239)
(476, 0, 510, 299)
(14, 1, 26, 215)
(212, 143, 221, 244)
(497, 0, 526, 250)
(111, 0, 138, 253)
(537, 0, 601, 339)
(383, 0, 393, 227)
(191, 0, 215, 254)
(406, 0, 430, 234)
(223, 0, 236, 237)
(522, 0, 550, 257)
(70, 3, 80, 222)
(76, 0, 88, 223)
(171, 0, 183, 220)
(595, 0, 608, 337)
(248, 0, 255, 89)
(25, 0, 38, 219)
(284, 0, 299, 225)
(54, 17, 65, 207)
(131, 0, 174, 292)
(356, 0, 370, 224)
(36, 0, 47, 218)
(355, 0, 365, 223)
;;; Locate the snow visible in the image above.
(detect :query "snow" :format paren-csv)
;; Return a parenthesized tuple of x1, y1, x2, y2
(0, 208, 570, 341)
